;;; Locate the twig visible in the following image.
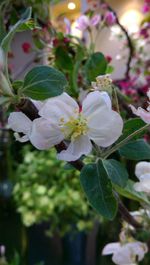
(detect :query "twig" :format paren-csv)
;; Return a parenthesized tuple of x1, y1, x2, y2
(107, 4, 134, 79)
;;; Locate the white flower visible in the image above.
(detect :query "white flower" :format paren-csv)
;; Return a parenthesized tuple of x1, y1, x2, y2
(134, 161, 150, 193)
(102, 241, 148, 265)
(130, 90, 150, 124)
(30, 91, 123, 161)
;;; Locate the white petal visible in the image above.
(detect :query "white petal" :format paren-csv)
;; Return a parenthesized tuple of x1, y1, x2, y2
(14, 132, 29, 143)
(102, 243, 121, 255)
(8, 112, 32, 134)
(130, 105, 150, 124)
(112, 246, 132, 265)
(39, 92, 79, 124)
(82, 91, 111, 118)
(87, 109, 123, 147)
(57, 135, 92, 161)
(31, 99, 44, 110)
(134, 178, 150, 193)
(139, 173, 150, 181)
(135, 161, 150, 179)
(129, 242, 148, 261)
(30, 118, 64, 150)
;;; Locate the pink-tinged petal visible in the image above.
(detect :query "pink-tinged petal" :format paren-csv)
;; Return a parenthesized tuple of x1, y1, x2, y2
(130, 105, 150, 124)
(30, 118, 64, 150)
(135, 161, 150, 178)
(102, 242, 121, 255)
(76, 15, 90, 31)
(90, 14, 101, 26)
(39, 92, 79, 124)
(57, 135, 92, 161)
(82, 91, 111, 118)
(8, 112, 32, 134)
(87, 109, 123, 147)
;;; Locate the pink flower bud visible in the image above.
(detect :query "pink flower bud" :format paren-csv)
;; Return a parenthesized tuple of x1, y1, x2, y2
(105, 11, 116, 26)
(142, 3, 150, 13)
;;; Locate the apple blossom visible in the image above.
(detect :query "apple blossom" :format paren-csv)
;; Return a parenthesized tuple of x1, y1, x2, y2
(130, 90, 150, 123)
(28, 91, 123, 161)
(134, 161, 150, 193)
(102, 241, 148, 265)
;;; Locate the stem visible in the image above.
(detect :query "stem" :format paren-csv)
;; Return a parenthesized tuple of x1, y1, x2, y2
(103, 124, 149, 159)
(113, 86, 120, 113)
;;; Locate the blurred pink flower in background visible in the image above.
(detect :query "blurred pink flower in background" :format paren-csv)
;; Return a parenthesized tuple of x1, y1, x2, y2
(142, 0, 150, 13)
(76, 14, 101, 31)
(104, 11, 116, 26)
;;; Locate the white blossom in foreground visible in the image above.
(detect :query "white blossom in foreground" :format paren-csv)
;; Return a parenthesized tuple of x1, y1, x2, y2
(130, 90, 150, 123)
(134, 161, 150, 193)
(102, 241, 148, 265)
(29, 91, 123, 161)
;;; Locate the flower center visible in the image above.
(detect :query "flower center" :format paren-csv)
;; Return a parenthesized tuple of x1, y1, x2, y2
(60, 114, 88, 140)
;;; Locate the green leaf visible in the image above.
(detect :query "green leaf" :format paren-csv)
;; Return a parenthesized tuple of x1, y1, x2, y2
(22, 66, 67, 100)
(103, 159, 128, 187)
(55, 46, 73, 71)
(1, 7, 32, 53)
(119, 139, 150, 160)
(117, 118, 146, 143)
(85, 52, 107, 82)
(114, 180, 149, 204)
(80, 159, 117, 220)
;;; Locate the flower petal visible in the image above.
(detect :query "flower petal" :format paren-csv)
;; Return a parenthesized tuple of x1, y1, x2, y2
(39, 92, 79, 124)
(130, 105, 150, 124)
(112, 246, 132, 265)
(134, 176, 150, 193)
(57, 135, 92, 161)
(135, 161, 150, 178)
(129, 242, 148, 261)
(82, 91, 111, 119)
(14, 132, 29, 143)
(8, 112, 32, 134)
(102, 243, 121, 255)
(87, 109, 123, 147)
(30, 118, 64, 150)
